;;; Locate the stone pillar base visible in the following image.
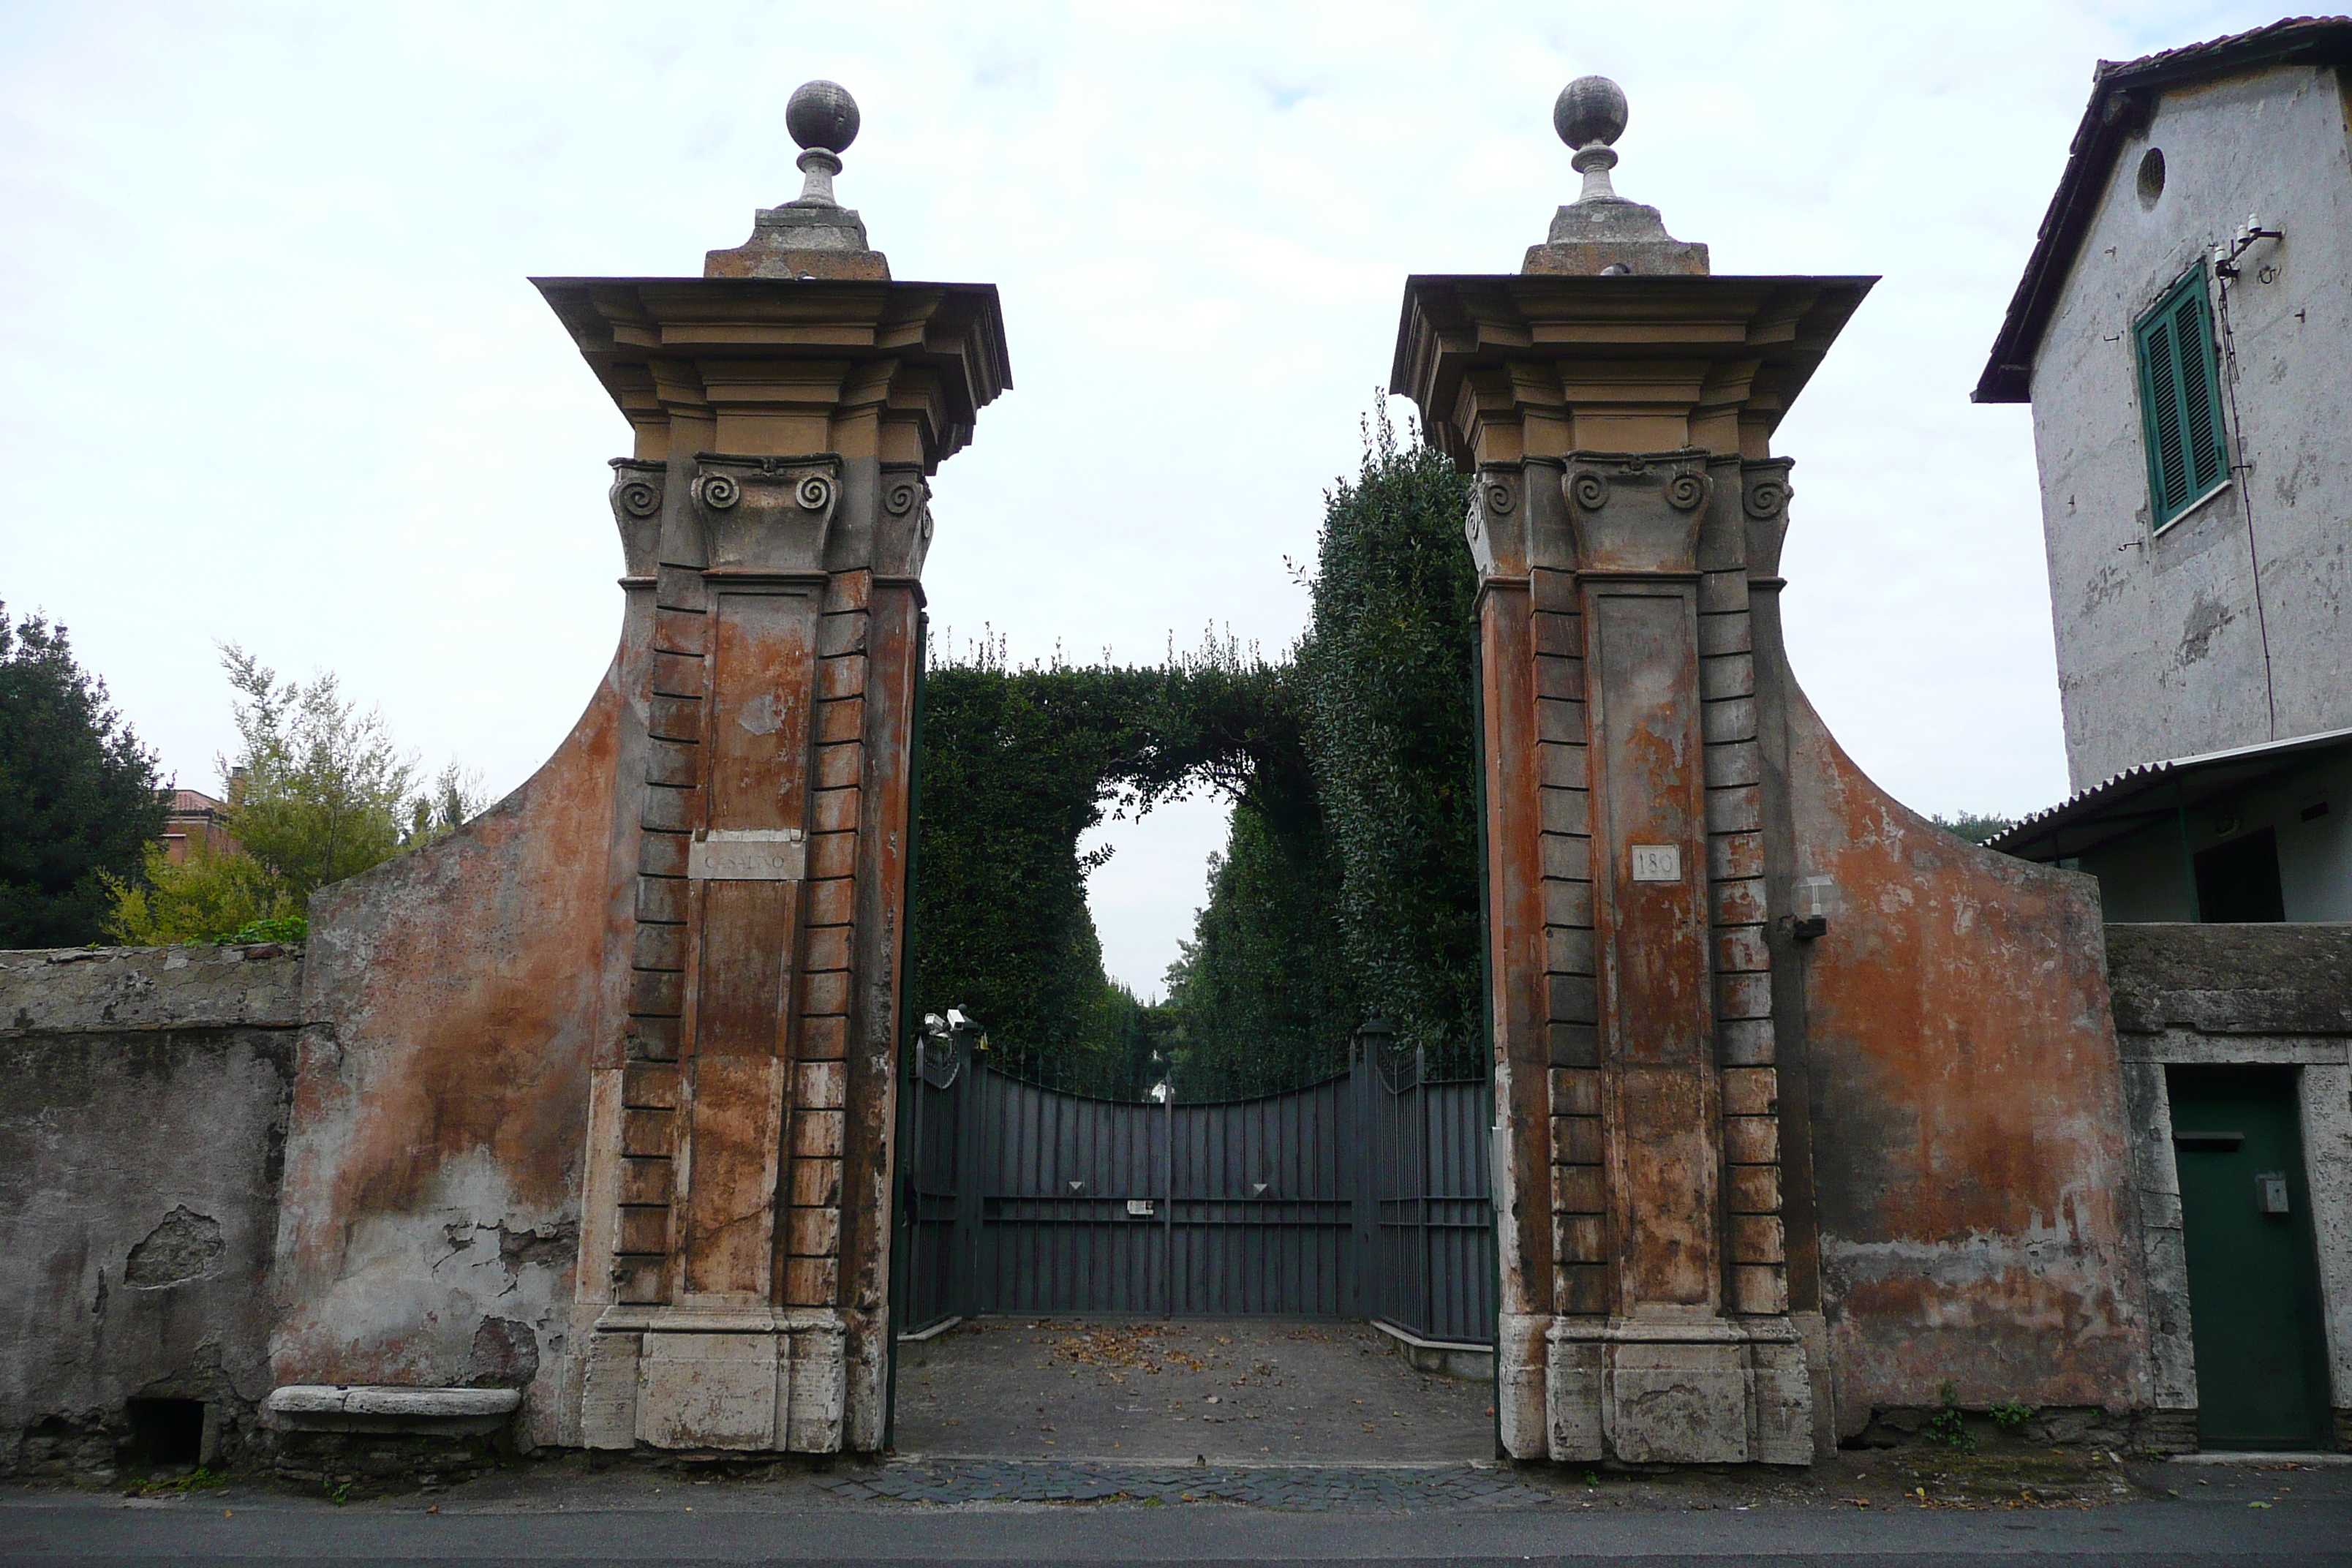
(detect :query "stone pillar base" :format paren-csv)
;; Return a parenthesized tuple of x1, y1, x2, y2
(1543, 1313, 1811, 1465)
(578, 1306, 845, 1452)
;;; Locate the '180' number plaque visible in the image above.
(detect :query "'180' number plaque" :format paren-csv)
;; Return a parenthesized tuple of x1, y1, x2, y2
(1629, 843, 1682, 883)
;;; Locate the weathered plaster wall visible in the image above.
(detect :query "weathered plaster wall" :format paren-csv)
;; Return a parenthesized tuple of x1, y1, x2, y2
(0, 946, 303, 1474)
(2029, 64, 2352, 788)
(2106, 922, 2352, 1430)
(1782, 692, 2155, 1436)
(270, 659, 623, 1450)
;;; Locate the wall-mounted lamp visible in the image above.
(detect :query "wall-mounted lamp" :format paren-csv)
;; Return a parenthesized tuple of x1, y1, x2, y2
(1793, 875, 1837, 941)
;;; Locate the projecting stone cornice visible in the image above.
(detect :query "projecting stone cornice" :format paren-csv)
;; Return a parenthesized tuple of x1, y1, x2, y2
(535, 277, 1011, 471)
(1389, 274, 1874, 467)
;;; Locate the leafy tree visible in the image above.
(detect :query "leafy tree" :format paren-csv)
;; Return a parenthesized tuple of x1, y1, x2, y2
(1161, 791, 1356, 1095)
(105, 842, 293, 946)
(908, 412, 1482, 1096)
(1933, 813, 2017, 848)
(105, 647, 485, 943)
(1291, 409, 1482, 1063)
(0, 605, 166, 947)
(908, 630, 1320, 1096)
(217, 647, 415, 902)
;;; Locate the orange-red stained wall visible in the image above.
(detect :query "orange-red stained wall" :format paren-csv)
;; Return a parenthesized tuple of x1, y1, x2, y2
(268, 659, 622, 1443)
(1783, 686, 2153, 1432)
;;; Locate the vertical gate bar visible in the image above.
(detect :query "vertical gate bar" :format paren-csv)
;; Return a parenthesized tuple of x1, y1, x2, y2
(1049, 1083, 1066, 1311)
(1081, 1090, 1096, 1312)
(1363, 1068, 1374, 1326)
(1161, 1085, 1174, 1318)
(1417, 1044, 1430, 1339)
(1022, 1075, 1033, 1310)
(1256, 1091, 1270, 1314)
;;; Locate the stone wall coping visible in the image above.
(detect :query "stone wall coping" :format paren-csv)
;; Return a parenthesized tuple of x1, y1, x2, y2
(2106, 923, 2352, 1036)
(265, 1385, 521, 1419)
(0, 945, 306, 1035)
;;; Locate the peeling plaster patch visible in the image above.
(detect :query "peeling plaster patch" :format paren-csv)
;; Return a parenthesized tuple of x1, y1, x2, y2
(276, 1153, 578, 1389)
(2178, 593, 2236, 666)
(124, 1207, 225, 1288)
(466, 1316, 542, 1388)
(736, 693, 783, 736)
(1820, 1226, 2135, 1337)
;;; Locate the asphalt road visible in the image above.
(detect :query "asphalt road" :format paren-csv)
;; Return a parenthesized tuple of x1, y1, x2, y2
(7, 1469, 2352, 1567)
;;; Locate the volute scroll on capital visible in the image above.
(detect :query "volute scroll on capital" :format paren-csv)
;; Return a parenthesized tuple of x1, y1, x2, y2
(607, 458, 666, 582)
(1464, 463, 1520, 581)
(1561, 449, 1712, 577)
(1738, 458, 1797, 581)
(1464, 458, 1572, 583)
(872, 460, 935, 579)
(687, 452, 843, 580)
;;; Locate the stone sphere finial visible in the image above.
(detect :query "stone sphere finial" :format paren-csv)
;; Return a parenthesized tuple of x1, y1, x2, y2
(1553, 75, 1628, 151)
(786, 80, 861, 155)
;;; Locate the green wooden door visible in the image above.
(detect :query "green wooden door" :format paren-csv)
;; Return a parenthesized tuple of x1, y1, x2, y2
(2169, 1066, 2333, 1449)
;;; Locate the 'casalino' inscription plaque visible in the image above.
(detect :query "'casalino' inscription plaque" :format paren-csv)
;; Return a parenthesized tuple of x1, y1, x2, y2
(688, 829, 807, 882)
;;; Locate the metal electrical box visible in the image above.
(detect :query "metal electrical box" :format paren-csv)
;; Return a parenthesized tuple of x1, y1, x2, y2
(2258, 1172, 2291, 1215)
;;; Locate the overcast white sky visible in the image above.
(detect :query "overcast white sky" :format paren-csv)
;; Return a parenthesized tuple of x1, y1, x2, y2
(0, 1, 2291, 992)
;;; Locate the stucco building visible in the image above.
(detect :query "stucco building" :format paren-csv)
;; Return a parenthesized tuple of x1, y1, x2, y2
(1983, 19, 2352, 1455)
(1983, 19, 2352, 924)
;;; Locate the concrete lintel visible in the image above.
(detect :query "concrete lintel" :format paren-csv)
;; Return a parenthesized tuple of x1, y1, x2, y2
(2119, 1033, 2352, 1066)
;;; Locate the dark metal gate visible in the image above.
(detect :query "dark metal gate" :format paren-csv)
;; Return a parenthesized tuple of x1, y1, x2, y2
(893, 1029, 1494, 1346)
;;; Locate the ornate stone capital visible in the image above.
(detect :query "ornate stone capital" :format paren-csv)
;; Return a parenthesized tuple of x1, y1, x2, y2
(1466, 464, 1524, 581)
(690, 453, 842, 578)
(1740, 459, 1796, 581)
(1564, 450, 1711, 576)
(873, 462, 934, 579)
(608, 459, 665, 581)
(1466, 458, 1574, 582)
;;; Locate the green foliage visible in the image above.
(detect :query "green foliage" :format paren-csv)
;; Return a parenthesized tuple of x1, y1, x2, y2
(1162, 785, 1357, 1096)
(132, 1465, 229, 1496)
(1292, 409, 1481, 1065)
(105, 842, 295, 945)
(1933, 812, 2016, 847)
(909, 632, 1306, 1097)
(0, 605, 166, 947)
(216, 646, 416, 902)
(1927, 1380, 1978, 1451)
(909, 408, 1483, 1098)
(105, 647, 484, 945)
(1989, 1400, 2035, 1433)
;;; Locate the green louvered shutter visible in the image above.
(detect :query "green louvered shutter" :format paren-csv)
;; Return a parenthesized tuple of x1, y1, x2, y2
(2136, 263, 2230, 527)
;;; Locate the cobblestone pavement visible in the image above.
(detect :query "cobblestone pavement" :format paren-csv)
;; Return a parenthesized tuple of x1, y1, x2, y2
(819, 1458, 1546, 1511)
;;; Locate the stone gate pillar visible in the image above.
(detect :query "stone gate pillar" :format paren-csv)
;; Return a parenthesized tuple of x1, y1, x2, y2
(547, 83, 1009, 1453)
(1392, 77, 1870, 1463)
